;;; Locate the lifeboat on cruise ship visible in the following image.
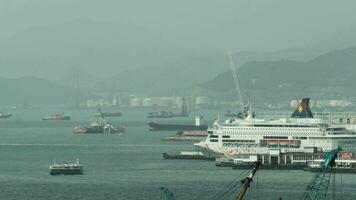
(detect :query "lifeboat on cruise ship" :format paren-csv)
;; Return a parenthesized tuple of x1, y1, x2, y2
(279, 140, 290, 147)
(267, 140, 278, 146)
(290, 140, 301, 148)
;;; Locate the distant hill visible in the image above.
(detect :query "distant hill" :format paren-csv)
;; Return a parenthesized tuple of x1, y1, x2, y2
(0, 76, 77, 106)
(102, 25, 356, 95)
(102, 49, 328, 95)
(199, 47, 356, 105)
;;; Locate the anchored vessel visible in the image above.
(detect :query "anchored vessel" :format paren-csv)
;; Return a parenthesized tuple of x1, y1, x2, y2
(148, 116, 207, 131)
(49, 159, 83, 175)
(195, 98, 356, 168)
(74, 122, 125, 134)
(0, 112, 12, 119)
(74, 105, 125, 134)
(43, 113, 71, 120)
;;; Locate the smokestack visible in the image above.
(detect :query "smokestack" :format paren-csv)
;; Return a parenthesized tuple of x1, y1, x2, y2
(291, 98, 314, 118)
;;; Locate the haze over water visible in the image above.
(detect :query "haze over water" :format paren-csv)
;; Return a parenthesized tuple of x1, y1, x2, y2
(1, 1, 356, 199)
(0, 109, 354, 200)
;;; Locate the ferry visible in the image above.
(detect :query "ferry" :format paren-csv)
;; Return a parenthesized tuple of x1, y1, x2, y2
(0, 112, 12, 119)
(195, 98, 356, 167)
(49, 159, 83, 175)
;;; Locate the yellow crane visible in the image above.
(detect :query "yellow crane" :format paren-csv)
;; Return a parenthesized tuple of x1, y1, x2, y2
(235, 161, 261, 200)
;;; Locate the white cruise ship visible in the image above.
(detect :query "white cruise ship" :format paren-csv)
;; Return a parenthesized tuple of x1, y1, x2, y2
(195, 98, 356, 165)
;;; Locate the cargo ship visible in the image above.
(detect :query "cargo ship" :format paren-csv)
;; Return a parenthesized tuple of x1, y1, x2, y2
(0, 112, 12, 119)
(148, 116, 207, 131)
(49, 159, 83, 175)
(43, 113, 71, 120)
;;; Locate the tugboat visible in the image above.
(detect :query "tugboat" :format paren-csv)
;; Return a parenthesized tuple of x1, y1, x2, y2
(0, 112, 12, 119)
(43, 113, 71, 120)
(74, 105, 125, 134)
(49, 159, 83, 175)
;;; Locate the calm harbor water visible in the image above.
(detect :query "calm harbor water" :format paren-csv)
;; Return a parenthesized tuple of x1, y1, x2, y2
(0, 109, 355, 200)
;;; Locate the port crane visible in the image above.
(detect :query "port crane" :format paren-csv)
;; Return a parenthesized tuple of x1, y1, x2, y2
(160, 161, 260, 200)
(300, 147, 342, 200)
(227, 51, 245, 115)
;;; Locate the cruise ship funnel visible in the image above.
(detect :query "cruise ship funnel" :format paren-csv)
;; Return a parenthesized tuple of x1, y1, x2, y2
(291, 98, 314, 118)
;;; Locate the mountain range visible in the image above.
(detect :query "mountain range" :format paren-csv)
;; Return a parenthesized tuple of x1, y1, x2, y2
(1, 46, 355, 107)
(200, 46, 356, 105)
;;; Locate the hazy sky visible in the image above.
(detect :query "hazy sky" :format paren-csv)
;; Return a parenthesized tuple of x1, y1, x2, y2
(1, 0, 356, 52)
(1, 0, 356, 81)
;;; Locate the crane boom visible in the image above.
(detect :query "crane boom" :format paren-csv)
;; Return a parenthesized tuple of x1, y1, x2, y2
(301, 147, 342, 200)
(236, 161, 261, 200)
(227, 51, 245, 114)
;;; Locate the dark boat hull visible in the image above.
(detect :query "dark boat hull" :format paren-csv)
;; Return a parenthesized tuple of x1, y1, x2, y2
(232, 163, 307, 170)
(171, 113, 189, 117)
(94, 112, 122, 117)
(148, 122, 207, 131)
(162, 153, 214, 160)
(50, 168, 83, 175)
(303, 167, 356, 173)
(0, 114, 12, 119)
(74, 126, 125, 134)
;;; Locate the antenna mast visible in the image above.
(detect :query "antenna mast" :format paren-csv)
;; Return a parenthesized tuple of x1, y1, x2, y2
(227, 51, 245, 113)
